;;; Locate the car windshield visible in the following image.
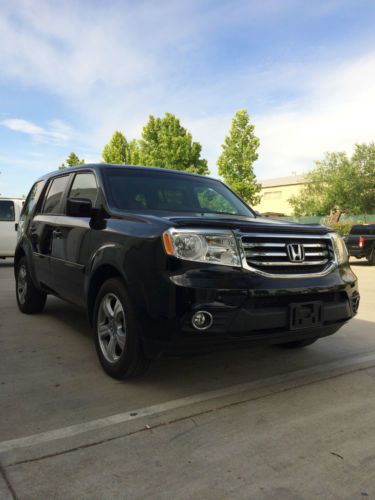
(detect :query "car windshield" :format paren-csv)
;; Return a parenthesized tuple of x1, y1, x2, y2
(103, 168, 254, 217)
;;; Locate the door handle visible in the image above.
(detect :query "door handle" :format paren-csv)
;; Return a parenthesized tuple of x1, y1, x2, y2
(53, 229, 63, 239)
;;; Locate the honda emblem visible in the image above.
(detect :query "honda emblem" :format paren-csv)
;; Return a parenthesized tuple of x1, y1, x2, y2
(287, 243, 305, 262)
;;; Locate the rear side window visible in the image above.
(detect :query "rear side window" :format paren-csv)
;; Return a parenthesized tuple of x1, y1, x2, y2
(43, 176, 69, 214)
(68, 173, 98, 205)
(0, 200, 15, 221)
(22, 181, 44, 217)
(350, 225, 374, 236)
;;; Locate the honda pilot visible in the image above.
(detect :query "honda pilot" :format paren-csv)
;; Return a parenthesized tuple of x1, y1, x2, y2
(15, 165, 359, 378)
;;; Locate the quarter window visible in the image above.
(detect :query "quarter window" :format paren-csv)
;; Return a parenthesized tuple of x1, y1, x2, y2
(0, 200, 15, 221)
(68, 173, 98, 205)
(43, 176, 69, 214)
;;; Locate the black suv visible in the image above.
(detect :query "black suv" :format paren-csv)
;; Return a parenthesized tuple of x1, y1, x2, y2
(15, 165, 359, 378)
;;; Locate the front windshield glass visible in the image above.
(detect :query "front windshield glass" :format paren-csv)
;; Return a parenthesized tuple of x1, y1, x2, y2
(103, 168, 254, 217)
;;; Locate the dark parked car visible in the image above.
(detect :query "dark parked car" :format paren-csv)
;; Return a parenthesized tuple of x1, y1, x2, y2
(15, 165, 359, 378)
(346, 224, 375, 265)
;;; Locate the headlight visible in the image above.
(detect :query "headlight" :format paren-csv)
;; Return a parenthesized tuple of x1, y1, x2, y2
(331, 233, 349, 265)
(163, 229, 241, 267)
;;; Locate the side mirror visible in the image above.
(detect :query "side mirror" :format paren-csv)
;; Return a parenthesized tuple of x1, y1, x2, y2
(67, 198, 93, 217)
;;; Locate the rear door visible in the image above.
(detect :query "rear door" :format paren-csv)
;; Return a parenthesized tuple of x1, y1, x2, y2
(0, 200, 16, 256)
(30, 174, 71, 290)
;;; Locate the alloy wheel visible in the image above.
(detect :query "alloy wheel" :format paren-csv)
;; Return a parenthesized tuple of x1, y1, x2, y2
(97, 293, 127, 363)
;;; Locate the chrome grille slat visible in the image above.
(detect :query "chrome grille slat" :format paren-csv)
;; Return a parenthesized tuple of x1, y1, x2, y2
(246, 259, 328, 267)
(242, 242, 285, 248)
(246, 251, 287, 257)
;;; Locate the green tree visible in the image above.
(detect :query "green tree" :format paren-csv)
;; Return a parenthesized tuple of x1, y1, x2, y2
(128, 138, 142, 165)
(102, 130, 130, 164)
(59, 152, 85, 169)
(289, 143, 375, 218)
(139, 113, 209, 174)
(217, 109, 261, 205)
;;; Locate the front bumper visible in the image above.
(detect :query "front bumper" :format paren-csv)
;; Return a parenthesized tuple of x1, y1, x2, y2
(138, 263, 359, 357)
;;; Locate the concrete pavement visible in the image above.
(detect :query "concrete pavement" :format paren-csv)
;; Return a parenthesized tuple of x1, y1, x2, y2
(0, 258, 374, 499)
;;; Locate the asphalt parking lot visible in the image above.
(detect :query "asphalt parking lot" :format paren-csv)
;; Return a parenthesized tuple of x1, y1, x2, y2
(1, 259, 375, 499)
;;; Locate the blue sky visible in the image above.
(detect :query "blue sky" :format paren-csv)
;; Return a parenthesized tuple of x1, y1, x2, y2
(1, 0, 375, 196)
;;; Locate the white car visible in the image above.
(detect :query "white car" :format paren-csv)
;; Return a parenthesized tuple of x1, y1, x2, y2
(0, 198, 24, 258)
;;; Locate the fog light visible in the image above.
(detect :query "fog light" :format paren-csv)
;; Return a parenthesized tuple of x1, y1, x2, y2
(192, 310, 213, 330)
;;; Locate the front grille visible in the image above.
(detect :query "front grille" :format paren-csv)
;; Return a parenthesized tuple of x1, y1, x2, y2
(240, 234, 335, 276)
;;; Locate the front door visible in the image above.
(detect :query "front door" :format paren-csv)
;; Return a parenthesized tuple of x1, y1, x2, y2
(49, 171, 99, 305)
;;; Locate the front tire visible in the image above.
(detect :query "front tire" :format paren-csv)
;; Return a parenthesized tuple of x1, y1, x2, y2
(15, 256, 47, 314)
(277, 337, 318, 349)
(93, 278, 150, 379)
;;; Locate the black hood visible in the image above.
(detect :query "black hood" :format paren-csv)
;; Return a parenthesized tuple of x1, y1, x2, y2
(162, 212, 330, 235)
(112, 209, 331, 235)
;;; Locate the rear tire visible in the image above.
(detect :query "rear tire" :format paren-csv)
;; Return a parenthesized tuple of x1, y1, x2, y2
(15, 256, 47, 314)
(93, 278, 150, 379)
(277, 337, 318, 349)
(367, 249, 375, 266)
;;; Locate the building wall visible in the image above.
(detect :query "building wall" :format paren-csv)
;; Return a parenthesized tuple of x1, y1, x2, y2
(253, 182, 306, 215)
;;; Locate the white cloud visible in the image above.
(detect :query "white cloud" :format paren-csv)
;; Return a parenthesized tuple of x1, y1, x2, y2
(0, 118, 44, 136)
(0, 118, 72, 144)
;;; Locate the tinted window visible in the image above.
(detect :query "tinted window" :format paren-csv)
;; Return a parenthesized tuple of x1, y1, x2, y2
(103, 169, 253, 216)
(22, 181, 44, 217)
(43, 176, 69, 214)
(68, 173, 98, 205)
(0, 200, 15, 221)
(350, 225, 375, 236)
(195, 187, 238, 215)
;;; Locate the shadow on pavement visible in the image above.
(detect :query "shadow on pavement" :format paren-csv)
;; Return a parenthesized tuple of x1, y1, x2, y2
(349, 258, 370, 267)
(0, 258, 14, 268)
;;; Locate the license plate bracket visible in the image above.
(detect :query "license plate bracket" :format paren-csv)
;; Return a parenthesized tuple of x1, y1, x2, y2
(290, 301, 323, 330)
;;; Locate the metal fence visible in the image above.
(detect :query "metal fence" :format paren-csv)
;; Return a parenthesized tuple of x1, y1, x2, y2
(275, 215, 375, 224)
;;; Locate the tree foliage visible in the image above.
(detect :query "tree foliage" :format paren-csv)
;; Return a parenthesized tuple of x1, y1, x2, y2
(217, 109, 261, 206)
(102, 130, 131, 164)
(138, 113, 209, 174)
(59, 152, 85, 169)
(289, 143, 375, 217)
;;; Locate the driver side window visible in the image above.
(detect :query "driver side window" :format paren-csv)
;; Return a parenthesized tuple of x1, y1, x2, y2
(68, 173, 98, 206)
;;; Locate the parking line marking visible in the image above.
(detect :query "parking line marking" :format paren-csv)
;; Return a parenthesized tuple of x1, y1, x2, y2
(1, 352, 375, 454)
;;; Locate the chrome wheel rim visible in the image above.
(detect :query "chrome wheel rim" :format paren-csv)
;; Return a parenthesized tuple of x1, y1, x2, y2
(17, 265, 27, 305)
(97, 293, 127, 363)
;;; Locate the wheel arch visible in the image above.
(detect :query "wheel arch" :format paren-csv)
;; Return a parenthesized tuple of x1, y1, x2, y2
(87, 264, 126, 326)
(14, 245, 26, 277)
